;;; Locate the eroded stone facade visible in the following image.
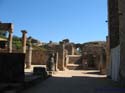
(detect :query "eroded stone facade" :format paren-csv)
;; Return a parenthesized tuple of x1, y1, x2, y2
(40, 40, 106, 72)
(107, 0, 125, 82)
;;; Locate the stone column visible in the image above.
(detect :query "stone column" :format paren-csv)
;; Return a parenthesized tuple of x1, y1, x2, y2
(8, 24, 13, 53)
(55, 52, 59, 71)
(62, 43, 65, 70)
(26, 37, 32, 69)
(21, 30, 27, 53)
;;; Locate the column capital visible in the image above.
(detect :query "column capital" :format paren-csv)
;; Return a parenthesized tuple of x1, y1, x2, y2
(21, 30, 27, 34)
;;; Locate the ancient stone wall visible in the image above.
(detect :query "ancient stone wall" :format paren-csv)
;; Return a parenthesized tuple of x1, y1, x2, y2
(108, 0, 119, 48)
(119, 0, 125, 80)
(68, 56, 82, 64)
(108, 0, 125, 81)
(41, 40, 106, 71)
(25, 50, 49, 65)
(81, 42, 106, 72)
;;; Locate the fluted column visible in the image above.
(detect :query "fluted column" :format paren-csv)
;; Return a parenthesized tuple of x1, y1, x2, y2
(21, 30, 27, 53)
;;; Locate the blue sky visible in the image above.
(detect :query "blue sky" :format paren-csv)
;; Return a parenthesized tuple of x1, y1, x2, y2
(0, 0, 108, 43)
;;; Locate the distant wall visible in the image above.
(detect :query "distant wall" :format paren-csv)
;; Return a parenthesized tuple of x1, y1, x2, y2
(25, 50, 49, 65)
(68, 55, 82, 64)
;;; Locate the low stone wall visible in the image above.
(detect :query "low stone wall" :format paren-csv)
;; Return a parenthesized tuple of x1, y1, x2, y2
(68, 55, 82, 64)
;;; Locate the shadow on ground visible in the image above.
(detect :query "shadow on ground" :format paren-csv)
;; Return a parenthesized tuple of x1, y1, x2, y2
(22, 71, 124, 93)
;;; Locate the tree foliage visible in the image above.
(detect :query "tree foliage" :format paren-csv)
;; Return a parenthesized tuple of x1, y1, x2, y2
(12, 35, 22, 49)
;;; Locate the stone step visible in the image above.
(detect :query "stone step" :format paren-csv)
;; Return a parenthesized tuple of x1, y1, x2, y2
(67, 64, 83, 70)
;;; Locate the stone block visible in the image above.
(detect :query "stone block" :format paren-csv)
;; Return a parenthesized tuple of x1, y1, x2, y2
(33, 67, 48, 79)
(0, 53, 25, 83)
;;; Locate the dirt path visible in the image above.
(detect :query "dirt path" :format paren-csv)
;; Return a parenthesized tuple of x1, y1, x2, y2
(22, 70, 123, 93)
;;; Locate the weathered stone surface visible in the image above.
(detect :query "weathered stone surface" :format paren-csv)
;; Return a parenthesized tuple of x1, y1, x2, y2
(119, 0, 125, 80)
(108, 0, 119, 49)
(67, 55, 82, 64)
(108, 0, 125, 82)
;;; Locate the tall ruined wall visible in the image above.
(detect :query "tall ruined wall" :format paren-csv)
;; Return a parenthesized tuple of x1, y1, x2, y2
(81, 42, 106, 71)
(108, 0, 119, 48)
(108, 0, 120, 81)
(119, 0, 125, 79)
(107, 0, 125, 81)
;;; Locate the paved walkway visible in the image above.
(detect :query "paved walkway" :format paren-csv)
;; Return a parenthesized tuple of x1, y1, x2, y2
(22, 70, 123, 93)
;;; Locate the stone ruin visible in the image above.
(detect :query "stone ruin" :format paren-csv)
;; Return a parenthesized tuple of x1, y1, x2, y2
(40, 39, 106, 74)
(0, 22, 107, 82)
(0, 22, 33, 69)
(0, 22, 32, 83)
